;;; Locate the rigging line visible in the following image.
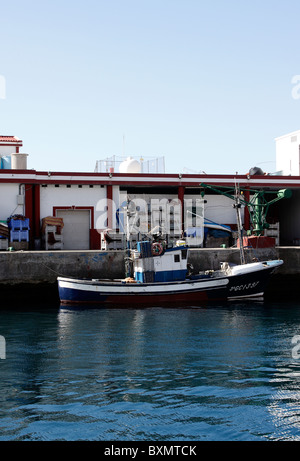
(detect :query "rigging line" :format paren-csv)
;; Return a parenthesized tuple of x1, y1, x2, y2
(186, 210, 204, 219)
(205, 205, 234, 209)
(39, 261, 70, 278)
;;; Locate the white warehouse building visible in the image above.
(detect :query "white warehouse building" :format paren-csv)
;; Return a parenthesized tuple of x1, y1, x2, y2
(276, 129, 300, 176)
(1, 133, 300, 250)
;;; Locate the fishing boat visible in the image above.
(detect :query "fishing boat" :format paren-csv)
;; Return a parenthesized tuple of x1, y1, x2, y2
(57, 187, 283, 306)
(57, 239, 282, 306)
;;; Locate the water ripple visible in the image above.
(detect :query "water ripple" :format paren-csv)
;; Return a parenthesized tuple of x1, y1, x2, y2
(1, 303, 300, 440)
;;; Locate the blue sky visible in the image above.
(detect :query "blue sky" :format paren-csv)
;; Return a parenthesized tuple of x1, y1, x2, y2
(1, 0, 300, 174)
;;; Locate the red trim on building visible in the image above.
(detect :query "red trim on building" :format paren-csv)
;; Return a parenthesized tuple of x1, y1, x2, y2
(106, 185, 113, 229)
(34, 185, 40, 238)
(53, 206, 95, 228)
(90, 229, 100, 249)
(1, 170, 300, 189)
(4, 178, 298, 188)
(23, 184, 40, 244)
(178, 185, 185, 233)
(24, 184, 33, 243)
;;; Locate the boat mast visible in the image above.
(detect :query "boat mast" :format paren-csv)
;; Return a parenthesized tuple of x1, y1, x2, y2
(125, 196, 132, 278)
(234, 182, 246, 265)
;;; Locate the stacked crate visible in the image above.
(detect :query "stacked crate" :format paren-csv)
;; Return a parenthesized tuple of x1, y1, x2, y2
(134, 241, 154, 282)
(43, 225, 64, 250)
(264, 222, 280, 246)
(41, 217, 64, 250)
(101, 231, 124, 250)
(8, 217, 30, 250)
(0, 221, 9, 250)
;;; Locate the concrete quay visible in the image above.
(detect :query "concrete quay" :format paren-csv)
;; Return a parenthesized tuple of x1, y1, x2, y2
(0, 247, 298, 305)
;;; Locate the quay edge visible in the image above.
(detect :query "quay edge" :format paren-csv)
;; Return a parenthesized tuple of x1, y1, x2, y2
(0, 247, 298, 305)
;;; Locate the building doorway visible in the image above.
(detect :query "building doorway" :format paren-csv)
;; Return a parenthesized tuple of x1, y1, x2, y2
(56, 209, 90, 250)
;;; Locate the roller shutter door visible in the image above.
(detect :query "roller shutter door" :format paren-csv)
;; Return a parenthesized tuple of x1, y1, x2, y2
(56, 209, 90, 250)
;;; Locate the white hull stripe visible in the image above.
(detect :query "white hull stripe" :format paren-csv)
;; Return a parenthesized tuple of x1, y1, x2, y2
(228, 292, 264, 299)
(58, 278, 229, 294)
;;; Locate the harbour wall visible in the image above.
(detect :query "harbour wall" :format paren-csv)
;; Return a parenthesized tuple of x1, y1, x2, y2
(0, 247, 298, 304)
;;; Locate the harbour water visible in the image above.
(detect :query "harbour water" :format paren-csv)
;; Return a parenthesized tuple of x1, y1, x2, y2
(1, 301, 300, 441)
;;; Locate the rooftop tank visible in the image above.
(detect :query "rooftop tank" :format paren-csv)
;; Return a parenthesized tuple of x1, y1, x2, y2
(119, 156, 141, 173)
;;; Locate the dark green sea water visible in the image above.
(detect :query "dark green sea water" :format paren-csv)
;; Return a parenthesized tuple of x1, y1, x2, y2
(1, 301, 300, 441)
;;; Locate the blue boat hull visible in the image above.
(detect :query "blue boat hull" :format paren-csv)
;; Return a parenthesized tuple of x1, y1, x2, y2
(58, 259, 282, 306)
(58, 276, 229, 306)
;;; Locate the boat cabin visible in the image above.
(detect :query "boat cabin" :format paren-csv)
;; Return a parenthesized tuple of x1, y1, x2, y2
(132, 241, 188, 283)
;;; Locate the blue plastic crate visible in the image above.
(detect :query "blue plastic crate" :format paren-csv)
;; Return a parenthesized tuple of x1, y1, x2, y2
(9, 218, 30, 230)
(10, 230, 29, 242)
(20, 230, 29, 241)
(137, 241, 152, 258)
(22, 218, 30, 230)
(10, 231, 21, 242)
(9, 219, 22, 230)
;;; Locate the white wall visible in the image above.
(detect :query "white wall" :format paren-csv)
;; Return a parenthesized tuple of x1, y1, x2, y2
(40, 184, 107, 228)
(203, 194, 242, 224)
(0, 183, 24, 221)
(276, 130, 300, 175)
(0, 146, 17, 156)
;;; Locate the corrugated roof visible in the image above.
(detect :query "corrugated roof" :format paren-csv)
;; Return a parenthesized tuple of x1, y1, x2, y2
(0, 136, 22, 143)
